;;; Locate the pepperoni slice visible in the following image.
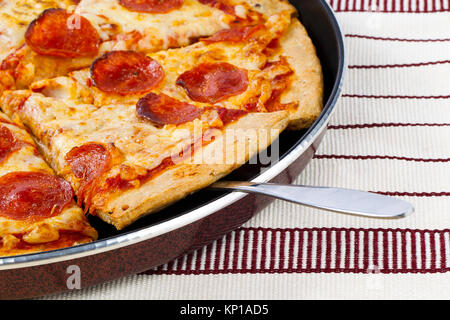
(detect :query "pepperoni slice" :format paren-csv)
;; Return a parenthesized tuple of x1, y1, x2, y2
(25, 8, 100, 58)
(176, 62, 248, 104)
(217, 107, 247, 125)
(137, 93, 203, 126)
(65, 143, 111, 206)
(119, 0, 184, 13)
(201, 25, 265, 43)
(198, 0, 236, 16)
(0, 126, 16, 161)
(90, 51, 164, 95)
(0, 172, 74, 222)
(0, 125, 22, 164)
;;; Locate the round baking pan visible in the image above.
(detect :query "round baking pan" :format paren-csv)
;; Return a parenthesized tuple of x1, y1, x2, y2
(0, 0, 345, 299)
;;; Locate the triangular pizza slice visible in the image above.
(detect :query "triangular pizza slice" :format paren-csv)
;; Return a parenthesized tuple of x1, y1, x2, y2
(0, 112, 97, 256)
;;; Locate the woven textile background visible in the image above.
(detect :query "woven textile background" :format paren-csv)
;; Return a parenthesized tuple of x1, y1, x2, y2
(46, 0, 450, 299)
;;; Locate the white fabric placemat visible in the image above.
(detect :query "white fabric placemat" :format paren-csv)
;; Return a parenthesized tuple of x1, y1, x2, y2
(44, 0, 450, 300)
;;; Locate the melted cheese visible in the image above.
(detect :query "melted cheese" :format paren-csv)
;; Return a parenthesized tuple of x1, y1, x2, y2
(15, 91, 208, 177)
(0, 111, 97, 256)
(67, 10, 292, 110)
(0, 0, 249, 95)
(76, 0, 234, 53)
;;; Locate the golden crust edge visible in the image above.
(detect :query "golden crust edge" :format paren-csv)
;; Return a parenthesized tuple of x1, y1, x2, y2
(95, 111, 289, 230)
(244, 0, 297, 17)
(279, 19, 324, 130)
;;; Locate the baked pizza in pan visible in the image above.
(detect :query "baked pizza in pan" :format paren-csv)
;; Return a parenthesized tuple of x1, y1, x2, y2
(0, 0, 322, 255)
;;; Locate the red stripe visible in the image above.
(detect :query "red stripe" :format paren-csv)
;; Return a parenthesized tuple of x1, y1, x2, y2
(352, 230, 360, 270)
(411, 232, 418, 270)
(185, 251, 194, 271)
(430, 232, 437, 270)
(373, 231, 379, 269)
(335, 230, 342, 270)
(213, 237, 223, 270)
(363, 230, 370, 270)
(166, 259, 175, 272)
(345, 0, 350, 10)
(223, 232, 232, 270)
(331, 0, 450, 12)
(232, 230, 240, 270)
(328, 123, 450, 129)
(269, 230, 277, 270)
(401, 231, 408, 270)
(382, 231, 389, 270)
(296, 231, 303, 270)
(392, 230, 399, 270)
(204, 242, 213, 270)
(348, 60, 450, 69)
(325, 230, 333, 269)
(440, 233, 446, 271)
(314, 154, 450, 162)
(143, 227, 450, 275)
(249, 230, 258, 271)
(344, 230, 351, 269)
(287, 231, 295, 270)
(345, 34, 450, 42)
(421, 231, 427, 268)
(242, 228, 250, 270)
(279, 230, 286, 270)
(306, 230, 313, 270)
(194, 248, 202, 271)
(342, 94, 450, 99)
(261, 229, 268, 270)
(315, 230, 321, 270)
(372, 191, 450, 197)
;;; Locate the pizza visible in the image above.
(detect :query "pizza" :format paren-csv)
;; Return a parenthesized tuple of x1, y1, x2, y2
(0, 0, 323, 255)
(0, 0, 272, 94)
(0, 111, 97, 256)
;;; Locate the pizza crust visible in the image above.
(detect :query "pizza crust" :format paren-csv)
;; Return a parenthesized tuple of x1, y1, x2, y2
(245, 0, 297, 17)
(96, 111, 289, 229)
(278, 18, 324, 130)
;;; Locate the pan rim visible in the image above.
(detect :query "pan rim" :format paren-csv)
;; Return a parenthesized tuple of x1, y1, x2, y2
(0, 0, 346, 270)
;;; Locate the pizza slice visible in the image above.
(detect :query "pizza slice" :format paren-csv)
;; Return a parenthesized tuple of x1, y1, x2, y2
(0, 112, 97, 257)
(0, 0, 292, 94)
(0, 12, 298, 229)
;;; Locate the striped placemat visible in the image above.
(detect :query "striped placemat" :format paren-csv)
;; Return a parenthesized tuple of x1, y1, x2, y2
(48, 0, 450, 299)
